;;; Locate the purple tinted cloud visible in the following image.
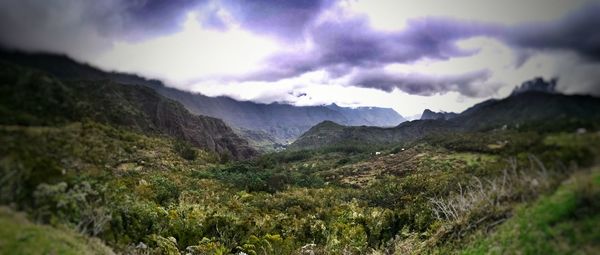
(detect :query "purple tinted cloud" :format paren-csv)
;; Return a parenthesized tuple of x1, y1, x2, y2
(235, 16, 500, 84)
(1, 0, 599, 98)
(505, 2, 600, 61)
(116, 0, 208, 39)
(349, 69, 494, 97)
(231, 3, 600, 97)
(217, 0, 336, 40)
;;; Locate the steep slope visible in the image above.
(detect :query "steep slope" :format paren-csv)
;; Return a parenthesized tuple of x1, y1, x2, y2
(0, 50, 405, 144)
(0, 207, 115, 255)
(0, 61, 256, 159)
(292, 90, 600, 150)
(456, 91, 600, 131)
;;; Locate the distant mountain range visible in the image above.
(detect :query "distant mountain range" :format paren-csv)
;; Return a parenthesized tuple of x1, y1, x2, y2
(149, 85, 405, 147)
(291, 79, 600, 150)
(0, 50, 405, 150)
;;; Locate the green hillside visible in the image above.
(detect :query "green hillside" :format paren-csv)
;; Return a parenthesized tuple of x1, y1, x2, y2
(0, 61, 256, 160)
(291, 91, 600, 151)
(2, 117, 599, 253)
(0, 207, 114, 255)
(1, 58, 599, 254)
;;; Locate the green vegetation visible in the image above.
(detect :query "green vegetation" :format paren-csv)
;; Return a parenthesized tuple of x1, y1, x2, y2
(460, 167, 600, 254)
(0, 206, 114, 255)
(1, 58, 600, 254)
(1, 118, 599, 254)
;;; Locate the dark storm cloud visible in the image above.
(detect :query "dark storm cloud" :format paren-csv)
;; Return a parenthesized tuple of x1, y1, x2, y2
(505, 2, 600, 61)
(0, 0, 211, 58)
(349, 69, 494, 97)
(312, 17, 494, 66)
(217, 0, 336, 40)
(115, 0, 208, 39)
(0, 0, 207, 41)
(237, 16, 500, 82)
(2, 0, 599, 98)
(234, 2, 600, 97)
(0, 0, 333, 55)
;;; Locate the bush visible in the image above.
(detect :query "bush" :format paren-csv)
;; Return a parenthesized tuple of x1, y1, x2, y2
(173, 140, 197, 161)
(150, 176, 180, 206)
(33, 181, 112, 236)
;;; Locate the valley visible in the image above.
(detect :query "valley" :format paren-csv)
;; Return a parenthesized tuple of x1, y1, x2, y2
(1, 54, 599, 254)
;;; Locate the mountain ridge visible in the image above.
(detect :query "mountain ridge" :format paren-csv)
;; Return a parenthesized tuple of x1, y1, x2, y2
(420, 109, 458, 120)
(0, 49, 405, 148)
(0, 61, 257, 159)
(291, 86, 600, 150)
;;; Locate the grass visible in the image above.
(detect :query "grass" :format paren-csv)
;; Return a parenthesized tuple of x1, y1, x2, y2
(1, 121, 599, 254)
(460, 166, 600, 255)
(0, 206, 114, 255)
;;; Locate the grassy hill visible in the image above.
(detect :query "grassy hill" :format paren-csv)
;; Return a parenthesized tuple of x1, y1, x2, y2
(458, 166, 600, 254)
(0, 207, 114, 255)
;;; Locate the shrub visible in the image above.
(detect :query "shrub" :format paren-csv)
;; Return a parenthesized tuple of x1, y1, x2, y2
(173, 140, 197, 161)
(149, 175, 180, 206)
(33, 181, 112, 236)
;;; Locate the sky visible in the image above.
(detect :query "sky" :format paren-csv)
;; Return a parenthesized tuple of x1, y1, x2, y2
(1, 0, 599, 116)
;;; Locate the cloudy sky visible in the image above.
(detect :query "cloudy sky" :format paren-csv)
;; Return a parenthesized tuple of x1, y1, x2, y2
(1, 0, 599, 116)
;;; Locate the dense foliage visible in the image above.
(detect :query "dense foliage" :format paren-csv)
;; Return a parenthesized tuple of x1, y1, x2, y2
(1, 119, 599, 254)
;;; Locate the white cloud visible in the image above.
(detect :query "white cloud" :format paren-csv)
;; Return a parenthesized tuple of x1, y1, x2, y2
(43, 0, 596, 116)
(95, 12, 281, 84)
(347, 0, 594, 31)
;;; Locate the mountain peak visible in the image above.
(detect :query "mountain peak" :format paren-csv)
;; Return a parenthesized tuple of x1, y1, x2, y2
(511, 77, 558, 96)
(421, 109, 458, 120)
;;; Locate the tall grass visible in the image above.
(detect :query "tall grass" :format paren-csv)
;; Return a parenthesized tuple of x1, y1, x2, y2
(428, 155, 566, 240)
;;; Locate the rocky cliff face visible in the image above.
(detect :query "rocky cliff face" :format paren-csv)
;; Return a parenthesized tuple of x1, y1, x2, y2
(0, 62, 256, 159)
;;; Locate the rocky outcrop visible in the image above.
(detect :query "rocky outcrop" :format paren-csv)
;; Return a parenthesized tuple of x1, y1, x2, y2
(510, 77, 557, 96)
(420, 109, 458, 120)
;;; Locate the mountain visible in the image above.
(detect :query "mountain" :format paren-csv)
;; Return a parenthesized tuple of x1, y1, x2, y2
(510, 77, 557, 95)
(148, 86, 405, 145)
(0, 61, 256, 159)
(290, 119, 455, 150)
(291, 81, 600, 150)
(325, 103, 405, 126)
(0, 50, 405, 149)
(420, 109, 458, 120)
(454, 91, 600, 131)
